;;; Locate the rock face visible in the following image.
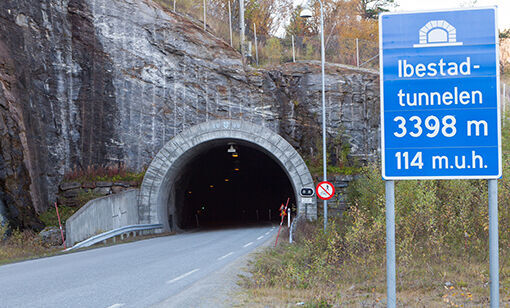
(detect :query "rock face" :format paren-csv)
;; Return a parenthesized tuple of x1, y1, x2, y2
(0, 0, 379, 228)
(0, 36, 43, 230)
(267, 62, 380, 165)
(38, 226, 65, 246)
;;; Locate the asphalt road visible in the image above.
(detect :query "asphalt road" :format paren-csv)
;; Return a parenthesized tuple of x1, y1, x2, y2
(0, 225, 278, 308)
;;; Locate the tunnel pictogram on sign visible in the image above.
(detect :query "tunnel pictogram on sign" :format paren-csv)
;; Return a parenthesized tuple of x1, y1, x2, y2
(316, 181, 335, 201)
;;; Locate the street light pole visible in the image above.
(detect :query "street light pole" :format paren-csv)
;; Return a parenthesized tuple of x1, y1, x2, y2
(301, 0, 328, 231)
(319, 0, 328, 232)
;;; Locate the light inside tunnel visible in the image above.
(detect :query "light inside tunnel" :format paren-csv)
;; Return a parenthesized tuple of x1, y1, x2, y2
(172, 142, 296, 229)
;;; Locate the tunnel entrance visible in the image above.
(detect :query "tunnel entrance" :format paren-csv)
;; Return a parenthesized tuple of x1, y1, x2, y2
(139, 120, 317, 232)
(174, 142, 295, 229)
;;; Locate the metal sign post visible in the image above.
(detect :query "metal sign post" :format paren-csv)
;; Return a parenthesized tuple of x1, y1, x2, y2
(488, 179, 499, 306)
(385, 181, 396, 307)
(379, 7, 501, 307)
(254, 23, 258, 65)
(239, 0, 245, 59)
(356, 38, 359, 67)
(292, 35, 296, 62)
(288, 207, 291, 227)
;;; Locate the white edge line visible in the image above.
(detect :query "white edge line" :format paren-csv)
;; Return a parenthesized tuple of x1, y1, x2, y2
(217, 252, 234, 260)
(166, 268, 200, 284)
(257, 236, 264, 240)
(106, 304, 125, 308)
(243, 242, 254, 248)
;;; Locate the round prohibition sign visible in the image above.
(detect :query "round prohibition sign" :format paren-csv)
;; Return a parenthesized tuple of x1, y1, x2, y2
(316, 181, 335, 201)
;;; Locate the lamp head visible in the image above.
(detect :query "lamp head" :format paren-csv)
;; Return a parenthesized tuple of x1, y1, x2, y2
(300, 7, 313, 18)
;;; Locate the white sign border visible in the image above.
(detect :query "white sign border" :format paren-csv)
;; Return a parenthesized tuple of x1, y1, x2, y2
(379, 6, 502, 180)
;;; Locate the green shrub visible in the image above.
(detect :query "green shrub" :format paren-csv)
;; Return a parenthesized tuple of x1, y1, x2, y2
(39, 206, 78, 228)
(248, 142, 510, 291)
(345, 165, 508, 259)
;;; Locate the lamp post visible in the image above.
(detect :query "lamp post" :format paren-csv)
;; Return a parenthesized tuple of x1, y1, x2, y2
(300, 1, 328, 231)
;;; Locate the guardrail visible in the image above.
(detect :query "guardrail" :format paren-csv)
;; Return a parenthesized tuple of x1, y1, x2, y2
(66, 223, 163, 251)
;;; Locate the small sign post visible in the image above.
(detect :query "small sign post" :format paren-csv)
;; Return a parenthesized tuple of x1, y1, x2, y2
(54, 202, 66, 249)
(380, 7, 501, 307)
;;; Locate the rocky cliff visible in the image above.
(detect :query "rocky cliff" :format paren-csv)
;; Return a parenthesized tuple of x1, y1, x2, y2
(0, 0, 379, 229)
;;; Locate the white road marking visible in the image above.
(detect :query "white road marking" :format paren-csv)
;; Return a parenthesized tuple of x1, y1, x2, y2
(217, 252, 234, 260)
(166, 268, 200, 284)
(106, 304, 125, 308)
(257, 236, 264, 240)
(243, 242, 253, 248)
(265, 231, 270, 235)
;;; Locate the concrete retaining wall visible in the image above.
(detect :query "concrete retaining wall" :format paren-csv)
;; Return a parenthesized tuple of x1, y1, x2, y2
(66, 189, 139, 247)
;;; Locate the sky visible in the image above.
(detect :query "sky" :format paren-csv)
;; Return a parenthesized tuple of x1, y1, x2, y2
(394, 0, 509, 30)
(292, 0, 510, 30)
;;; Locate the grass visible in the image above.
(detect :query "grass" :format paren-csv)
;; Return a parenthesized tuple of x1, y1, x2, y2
(0, 227, 62, 266)
(240, 221, 510, 307)
(38, 191, 106, 227)
(2, 165, 148, 264)
(0, 224, 175, 266)
(241, 116, 510, 307)
(38, 206, 78, 228)
(63, 164, 145, 185)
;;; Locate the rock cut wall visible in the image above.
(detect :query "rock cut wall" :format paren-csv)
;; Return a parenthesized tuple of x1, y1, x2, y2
(0, 0, 379, 229)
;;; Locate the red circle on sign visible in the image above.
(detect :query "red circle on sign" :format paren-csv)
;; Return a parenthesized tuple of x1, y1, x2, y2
(316, 181, 335, 200)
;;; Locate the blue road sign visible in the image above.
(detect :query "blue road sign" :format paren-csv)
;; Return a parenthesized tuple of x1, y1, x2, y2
(379, 7, 501, 180)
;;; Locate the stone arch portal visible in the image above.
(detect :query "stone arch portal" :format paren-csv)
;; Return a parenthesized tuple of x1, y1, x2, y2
(138, 120, 317, 231)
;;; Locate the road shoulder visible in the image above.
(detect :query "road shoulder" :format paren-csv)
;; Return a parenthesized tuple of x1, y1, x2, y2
(152, 231, 277, 308)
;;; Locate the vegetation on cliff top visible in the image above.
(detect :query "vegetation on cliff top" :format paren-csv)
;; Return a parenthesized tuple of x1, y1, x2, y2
(63, 164, 145, 185)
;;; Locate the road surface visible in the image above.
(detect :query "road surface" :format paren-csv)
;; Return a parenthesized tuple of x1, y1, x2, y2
(0, 225, 277, 308)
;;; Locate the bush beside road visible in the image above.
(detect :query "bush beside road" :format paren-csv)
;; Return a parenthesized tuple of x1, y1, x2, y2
(240, 119, 510, 307)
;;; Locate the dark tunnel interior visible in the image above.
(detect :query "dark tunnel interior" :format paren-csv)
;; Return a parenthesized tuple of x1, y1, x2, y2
(173, 142, 296, 229)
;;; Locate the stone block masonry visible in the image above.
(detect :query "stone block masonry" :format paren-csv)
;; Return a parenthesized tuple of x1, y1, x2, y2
(139, 119, 318, 230)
